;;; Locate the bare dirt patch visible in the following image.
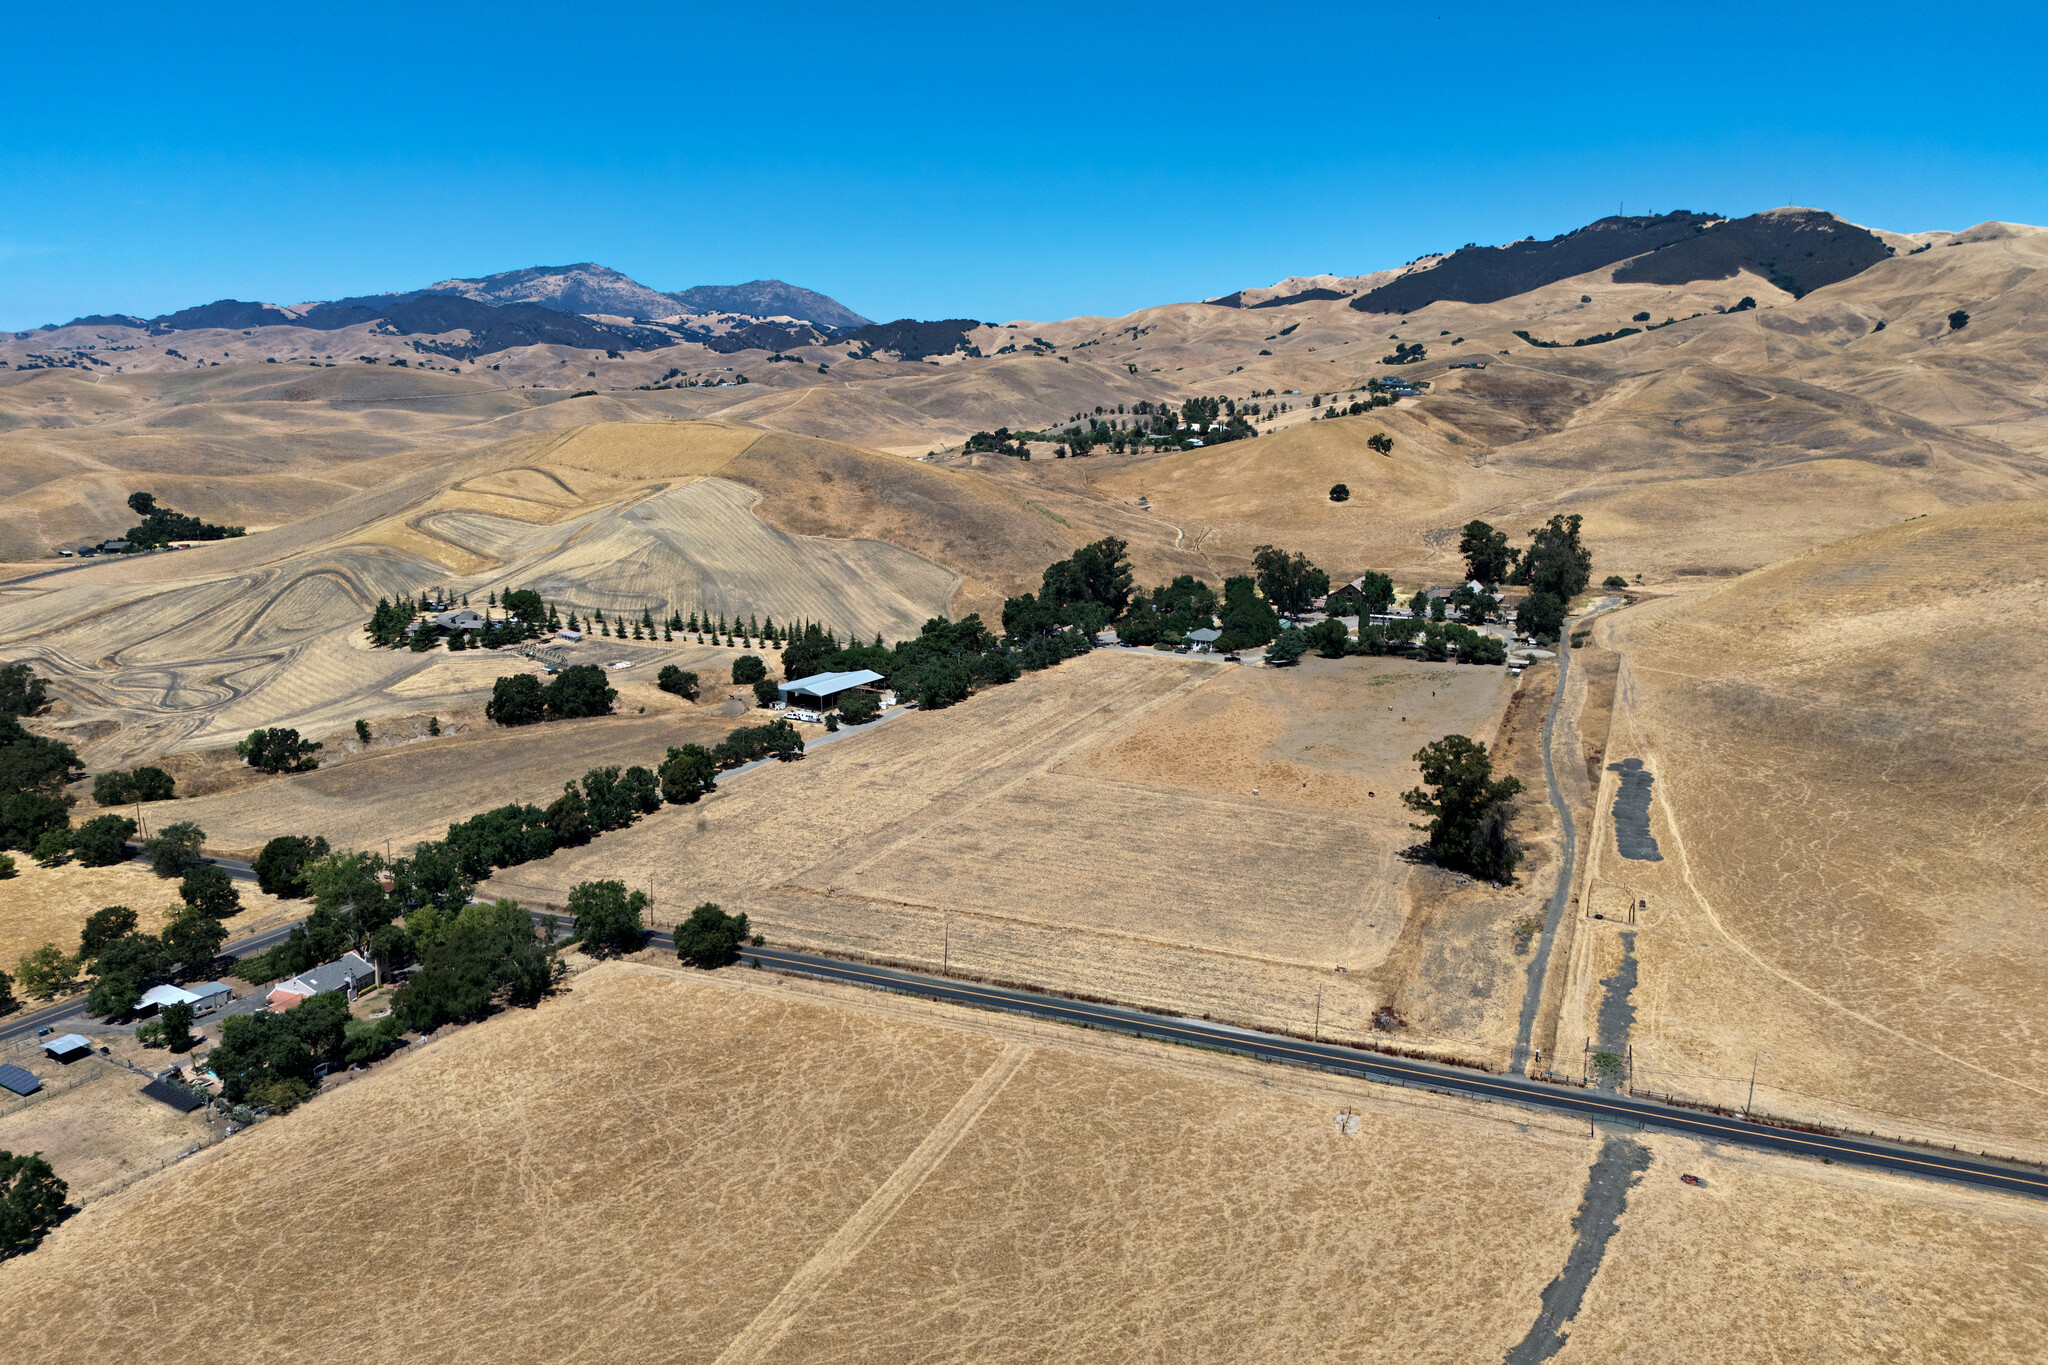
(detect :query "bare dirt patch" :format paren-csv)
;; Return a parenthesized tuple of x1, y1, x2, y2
(0, 1054, 212, 1204)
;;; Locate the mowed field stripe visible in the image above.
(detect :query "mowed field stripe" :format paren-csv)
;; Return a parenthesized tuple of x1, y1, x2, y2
(712, 1042, 1034, 1364)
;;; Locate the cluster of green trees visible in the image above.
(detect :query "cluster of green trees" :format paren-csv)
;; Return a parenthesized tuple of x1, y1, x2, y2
(656, 666, 700, 699)
(253, 834, 330, 897)
(1457, 514, 1593, 642)
(13, 836, 240, 1016)
(674, 903, 751, 969)
(1383, 342, 1427, 365)
(1403, 735, 1524, 883)
(236, 727, 322, 774)
(713, 719, 805, 767)
(1252, 545, 1329, 619)
(438, 764, 654, 880)
(0, 1149, 68, 1258)
(0, 662, 78, 856)
(1267, 616, 1507, 667)
(1115, 575, 1217, 647)
(393, 898, 561, 1034)
(224, 842, 564, 1085)
(366, 586, 552, 651)
(576, 604, 665, 641)
(0, 663, 50, 720)
(1316, 394, 1397, 420)
(119, 492, 244, 549)
(485, 665, 617, 726)
(92, 765, 174, 806)
(207, 989, 360, 1111)
(33, 812, 134, 868)
(564, 880, 648, 957)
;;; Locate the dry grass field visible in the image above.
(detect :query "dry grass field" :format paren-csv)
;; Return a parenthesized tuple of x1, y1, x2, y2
(1566, 501, 2048, 1156)
(0, 856, 299, 981)
(0, 1054, 213, 1204)
(486, 647, 1540, 1062)
(133, 693, 746, 858)
(0, 962, 2039, 1363)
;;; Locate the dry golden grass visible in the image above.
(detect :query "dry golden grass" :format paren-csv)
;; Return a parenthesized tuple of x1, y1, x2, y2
(1567, 501, 2048, 1156)
(1558, 1130, 2048, 1363)
(0, 856, 298, 983)
(138, 695, 743, 858)
(0, 962, 2040, 1362)
(486, 648, 1530, 1059)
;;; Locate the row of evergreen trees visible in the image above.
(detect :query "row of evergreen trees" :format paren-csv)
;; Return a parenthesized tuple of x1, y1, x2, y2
(364, 583, 867, 651)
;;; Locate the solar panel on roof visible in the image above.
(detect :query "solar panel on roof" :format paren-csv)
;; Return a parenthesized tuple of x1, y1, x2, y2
(0, 1064, 41, 1096)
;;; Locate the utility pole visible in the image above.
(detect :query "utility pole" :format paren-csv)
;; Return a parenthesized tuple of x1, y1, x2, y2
(1746, 1053, 1760, 1117)
(1314, 985, 1322, 1041)
(942, 913, 950, 976)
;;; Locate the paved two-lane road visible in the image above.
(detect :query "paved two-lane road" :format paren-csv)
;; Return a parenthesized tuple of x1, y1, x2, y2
(10, 904, 2041, 1201)
(725, 945, 2048, 1202)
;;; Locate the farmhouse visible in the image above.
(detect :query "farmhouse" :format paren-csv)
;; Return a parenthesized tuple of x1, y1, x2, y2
(431, 609, 486, 631)
(268, 952, 376, 1011)
(1185, 628, 1222, 652)
(1326, 576, 1387, 611)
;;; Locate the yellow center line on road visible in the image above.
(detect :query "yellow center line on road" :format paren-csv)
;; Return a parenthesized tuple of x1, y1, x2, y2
(747, 950, 2048, 1194)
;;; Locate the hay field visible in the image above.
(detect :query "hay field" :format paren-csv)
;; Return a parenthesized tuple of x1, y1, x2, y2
(1572, 501, 2048, 1155)
(0, 857, 299, 980)
(0, 962, 2040, 1362)
(486, 648, 1534, 1059)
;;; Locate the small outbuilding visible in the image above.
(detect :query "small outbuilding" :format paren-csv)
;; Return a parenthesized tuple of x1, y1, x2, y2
(43, 1034, 94, 1062)
(136, 983, 200, 1015)
(187, 981, 231, 1015)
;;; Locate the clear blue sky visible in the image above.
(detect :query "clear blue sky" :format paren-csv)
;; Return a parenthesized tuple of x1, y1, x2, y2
(5, 1, 2045, 330)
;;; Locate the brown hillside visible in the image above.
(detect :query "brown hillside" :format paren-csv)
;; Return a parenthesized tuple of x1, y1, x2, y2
(1580, 500, 2048, 1152)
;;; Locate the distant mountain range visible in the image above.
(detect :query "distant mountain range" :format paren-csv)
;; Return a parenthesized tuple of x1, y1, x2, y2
(39, 264, 872, 338)
(395, 264, 872, 329)
(24, 208, 1908, 366)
